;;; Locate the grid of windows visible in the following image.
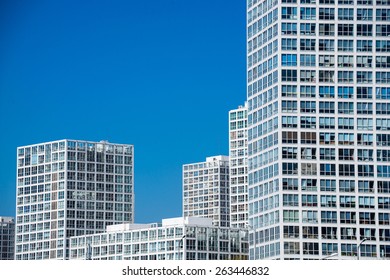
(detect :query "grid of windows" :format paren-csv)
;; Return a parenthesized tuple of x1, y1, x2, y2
(0, 217, 15, 260)
(69, 220, 249, 260)
(183, 156, 230, 227)
(247, 0, 390, 260)
(15, 140, 134, 260)
(229, 106, 248, 228)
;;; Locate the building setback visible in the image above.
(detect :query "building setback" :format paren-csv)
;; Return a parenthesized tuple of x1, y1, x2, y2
(183, 156, 230, 227)
(69, 217, 248, 260)
(0, 217, 15, 260)
(15, 139, 134, 260)
(229, 104, 249, 228)
(246, 0, 390, 259)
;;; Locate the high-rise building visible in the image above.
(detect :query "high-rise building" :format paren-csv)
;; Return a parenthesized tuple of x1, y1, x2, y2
(15, 139, 134, 260)
(183, 156, 230, 227)
(229, 104, 249, 228)
(69, 217, 249, 260)
(246, 0, 390, 259)
(0, 217, 15, 260)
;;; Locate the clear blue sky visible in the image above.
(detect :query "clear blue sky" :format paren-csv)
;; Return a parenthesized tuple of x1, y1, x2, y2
(0, 0, 246, 223)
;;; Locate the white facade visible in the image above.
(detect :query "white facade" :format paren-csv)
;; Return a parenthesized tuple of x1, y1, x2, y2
(69, 217, 249, 260)
(246, 0, 390, 259)
(0, 217, 15, 260)
(183, 156, 230, 227)
(229, 105, 249, 228)
(15, 139, 134, 260)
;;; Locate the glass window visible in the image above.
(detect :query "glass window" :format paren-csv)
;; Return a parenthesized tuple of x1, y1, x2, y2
(338, 133, 354, 145)
(376, 25, 390, 37)
(357, 102, 373, 114)
(300, 70, 316, 82)
(319, 102, 335, 113)
(319, 87, 335, 98)
(300, 23, 316, 35)
(282, 115, 298, 127)
(338, 8, 354, 20)
(282, 54, 298, 66)
(357, 40, 373, 52)
(376, 103, 390, 115)
(357, 72, 373, 84)
(338, 118, 354, 130)
(301, 116, 316, 129)
(357, 24, 373, 36)
(319, 55, 335, 67)
(282, 23, 298, 35)
(300, 39, 316, 51)
(377, 9, 390, 21)
(376, 56, 390, 68)
(376, 40, 390, 53)
(357, 9, 373, 21)
(301, 101, 316, 113)
(376, 72, 390, 84)
(320, 180, 336, 191)
(300, 86, 316, 98)
(282, 85, 297, 97)
(320, 148, 336, 160)
(319, 70, 335, 82)
(319, 24, 335, 36)
(301, 132, 317, 144)
(357, 118, 373, 130)
(339, 149, 354, 161)
(282, 38, 297, 50)
(321, 211, 337, 223)
(282, 7, 298, 19)
(338, 24, 353, 36)
(356, 87, 372, 99)
(337, 55, 353, 67)
(319, 117, 335, 128)
(319, 8, 335, 20)
(282, 70, 297, 81)
(300, 8, 316, 20)
(338, 87, 354, 98)
(320, 164, 336, 176)
(319, 132, 336, 144)
(319, 40, 335, 51)
(338, 40, 353, 52)
(338, 71, 354, 83)
(301, 54, 316, 67)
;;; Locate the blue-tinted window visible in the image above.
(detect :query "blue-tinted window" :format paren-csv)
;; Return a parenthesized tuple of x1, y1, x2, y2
(282, 54, 297, 66)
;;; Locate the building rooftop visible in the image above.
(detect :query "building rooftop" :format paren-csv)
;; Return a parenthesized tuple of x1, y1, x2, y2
(106, 217, 214, 233)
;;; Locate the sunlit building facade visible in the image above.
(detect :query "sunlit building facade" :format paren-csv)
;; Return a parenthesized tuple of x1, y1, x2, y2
(246, 0, 390, 259)
(229, 105, 249, 228)
(183, 156, 230, 227)
(15, 139, 134, 260)
(0, 216, 15, 260)
(69, 217, 248, 260)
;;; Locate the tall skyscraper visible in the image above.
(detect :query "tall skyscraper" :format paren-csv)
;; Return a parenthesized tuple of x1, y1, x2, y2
(15, 139, 134, 260)
(0, 217, 15, 260)
(246, 0, 390, 259)
(229, 104, 249, 228)
(183, 156, 230, 227)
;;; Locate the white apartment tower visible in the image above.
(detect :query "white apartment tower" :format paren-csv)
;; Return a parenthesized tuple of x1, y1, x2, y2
(229, 104, 249, 228)
(15, 139, 134, 260)
(246, 0, 390, 259)
(183, 156, 230, 227)
(0, 217, 15, 260)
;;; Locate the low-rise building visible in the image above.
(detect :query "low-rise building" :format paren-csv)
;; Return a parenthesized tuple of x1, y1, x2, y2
(69, 217, 248, 260)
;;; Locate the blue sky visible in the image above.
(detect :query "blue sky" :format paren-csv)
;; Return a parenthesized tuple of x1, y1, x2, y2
(0, 0, 246, 223)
